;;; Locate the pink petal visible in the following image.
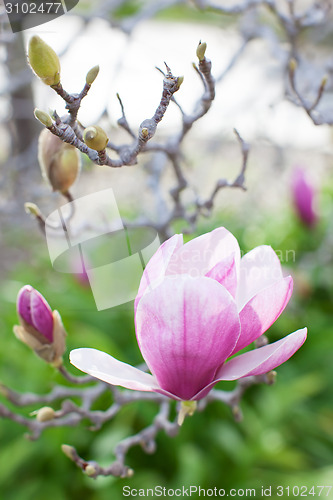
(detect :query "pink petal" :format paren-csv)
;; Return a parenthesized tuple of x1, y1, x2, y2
(232, 276, 293, 354)
(167, 227, 241, 278)
(205, 255, 237, 298)
(216, 327, 307, 381)
(30, 289, 54, 343)
(135, 275, 240, 401)
(135, 234, 183, 312)
(236, 245, 284, 311)
(17, 285, 33, 325)
(292, 167, 317, 227)
(70, 348, 162, 392)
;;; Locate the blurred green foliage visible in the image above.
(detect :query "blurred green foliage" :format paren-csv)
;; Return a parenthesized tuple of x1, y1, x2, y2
(1, 180, 333, 500)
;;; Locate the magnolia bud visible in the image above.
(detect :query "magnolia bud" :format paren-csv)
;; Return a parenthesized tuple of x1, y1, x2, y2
(28, 35, 60, 86)
(176, 75, 184, 90)
(38, 128, 81, 194)
(34, 406, 55, 422)
(86, 65, 99, 85)
(83, 126, 108, 151)
(24, 202, 42, 218)
(34, 108, 53, 128)
(17, 285, 53, 343)
(266, 370, 277, 385)
(61, 444, 76, 461)
(126, 469, 134, 478)
(196, 41, 207, 61)
(291, 167, 318, 228)
(141, 127, 149, 139)
(84, 465, 97, 477)
(14, 286, 66, 365)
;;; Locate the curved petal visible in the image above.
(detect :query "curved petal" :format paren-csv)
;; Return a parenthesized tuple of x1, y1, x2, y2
(205, 255, 237, 298)
(135, 234, 183, 312)
(236, 245, 284, 311)
(232, 276, 293, 354)
(70, 348, 161, 392)
(167, 227, 241, 279)
(135, 275, 240, 401)
(215, 328, 307, 381)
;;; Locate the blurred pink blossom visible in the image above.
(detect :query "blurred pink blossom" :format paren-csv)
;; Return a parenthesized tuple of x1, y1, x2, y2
(70, 228, 306, 402)
(291, 167, 318, 227)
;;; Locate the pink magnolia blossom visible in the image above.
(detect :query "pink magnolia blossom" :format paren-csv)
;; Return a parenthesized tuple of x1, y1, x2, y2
(17, 285, 54, 342)
(291, 167, 318, 228)
(15, 285, 67, 365)
(70, 228, 307, 401)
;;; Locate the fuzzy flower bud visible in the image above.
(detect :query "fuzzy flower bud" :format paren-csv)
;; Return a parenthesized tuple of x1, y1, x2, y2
(24, 202, 42, 218)
(61, 444, 76, 461)
(84, 465, 97, 477)
(196, 41, 207, 61)
(14, 285, 66, 365)
(28, 35, 60, 86)
(175, 75, 184, 90)
(34, 108, 53, 128)
(38, 128, 81, 194)
(86, 65, 99, 85)
(83, 126, 108, 151)
(34, 406, 56, 422)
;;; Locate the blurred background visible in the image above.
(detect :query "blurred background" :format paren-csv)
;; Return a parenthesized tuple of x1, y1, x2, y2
(0, 0, 333, 498)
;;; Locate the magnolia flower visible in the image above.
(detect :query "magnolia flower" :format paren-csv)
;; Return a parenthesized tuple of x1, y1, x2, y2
(291, 167, 317, 228)
(70, 228, 306, 406)
(14, 285, 66, 366)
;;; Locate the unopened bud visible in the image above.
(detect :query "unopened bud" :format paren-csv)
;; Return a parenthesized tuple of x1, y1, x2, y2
(176, 75, 184, 90)
(126, 468, 134, 478)
(17, 285, 53, 343)
(61, 444, 76, 461)
(321, 75, 328, 88)
(24, 202, 42, 218)
(289, 58, 297, 73)
(38, 129, 81, 193)
(86, 65, 99, 85)
(266, 370, 277, 385)
(83, 125, 108, 151)
(141, 127, 149, 139)
(196, 41, 207, 61)
(14, 286, 67, 364)
(28, 35, 60, 86)
(33, 406, 55, 422)
(34, 109, 53, 128)
(84, 465, 97, 477)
